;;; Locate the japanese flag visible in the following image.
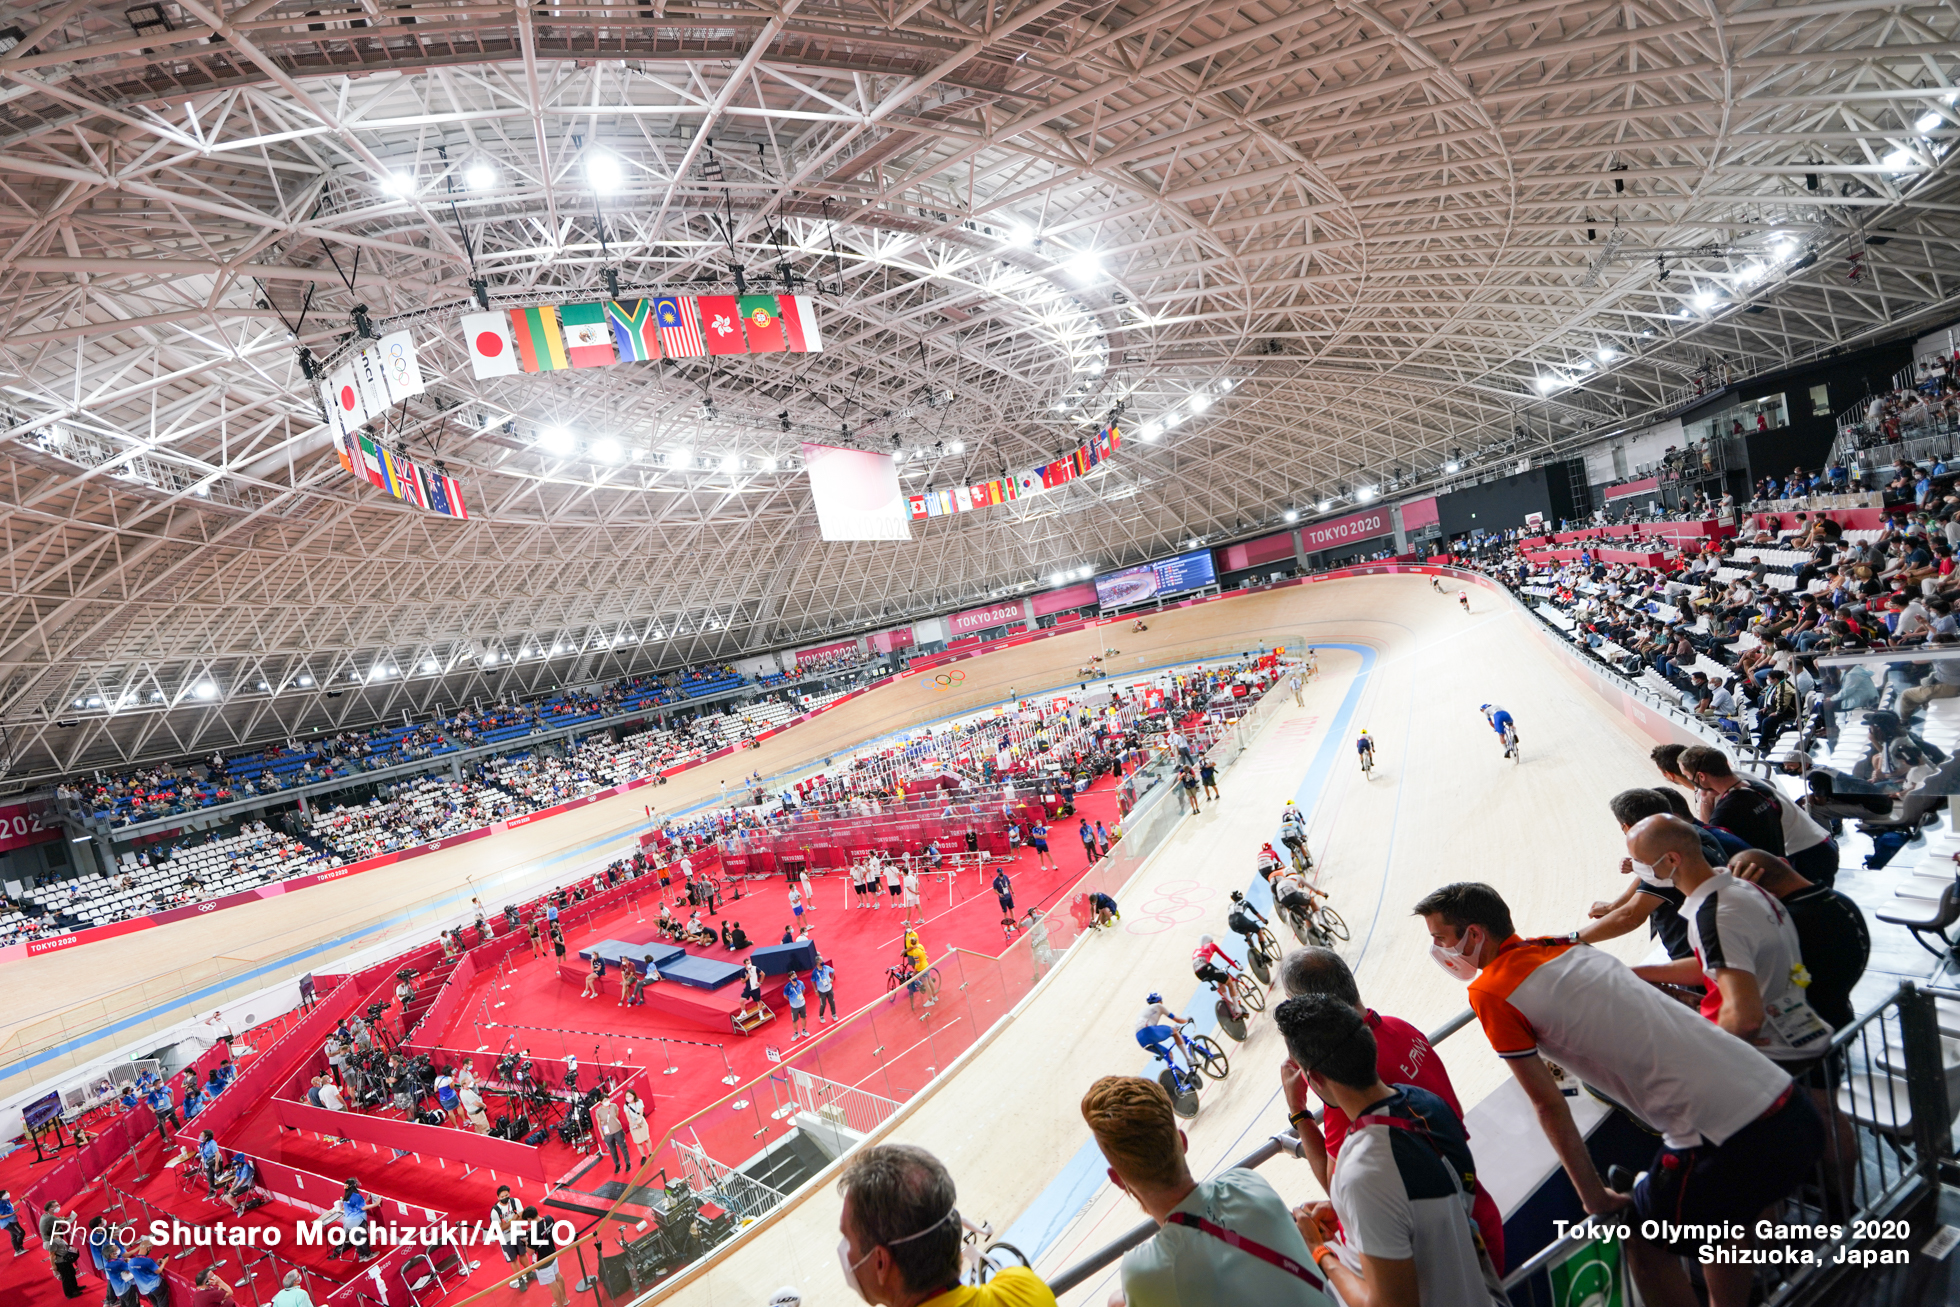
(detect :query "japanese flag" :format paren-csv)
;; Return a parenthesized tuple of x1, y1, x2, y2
(461, 311, 520, 379)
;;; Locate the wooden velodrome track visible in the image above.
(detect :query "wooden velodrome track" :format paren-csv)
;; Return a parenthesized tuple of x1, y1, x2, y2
(9, 573, 1669, 1303)
(639, 573, 1663, 1306)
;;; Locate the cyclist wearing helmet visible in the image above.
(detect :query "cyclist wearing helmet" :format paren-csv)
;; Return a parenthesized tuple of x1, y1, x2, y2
(1226, 890, 1268, 942)
(1356, 728, 1376, 771)
(1134, 992, 1194, 1064)
(1481, 703, 1518, 757)
(1256, 842, 1287, 883)
(1459, 589, 1471, 612)
(1279, 801, 1312, 868)
(1191, 934, 1240, 990)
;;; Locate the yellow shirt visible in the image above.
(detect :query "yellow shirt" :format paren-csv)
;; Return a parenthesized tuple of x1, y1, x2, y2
(919, 1267, 1056, 1307)
(905, 944, 930, 972)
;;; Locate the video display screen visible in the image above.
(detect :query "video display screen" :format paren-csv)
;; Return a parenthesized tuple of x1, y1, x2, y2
(1094, 549, 1218, 608)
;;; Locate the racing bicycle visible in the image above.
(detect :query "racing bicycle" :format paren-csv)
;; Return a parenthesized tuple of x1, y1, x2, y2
(1502, 723, 1520, 764)
(1280, 895, 1350, 948)
(886, 962, 942, 1013)
(1210, 969, 1267, 1042)
(1234, 921, 1281, 985)
(1149, 1034, 1230, 1119)
(1359, 747, 1375, 779)
(959, 1216, 1029, 1286)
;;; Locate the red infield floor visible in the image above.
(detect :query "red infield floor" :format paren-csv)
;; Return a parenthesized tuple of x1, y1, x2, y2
(0, 778, 1131, 1307)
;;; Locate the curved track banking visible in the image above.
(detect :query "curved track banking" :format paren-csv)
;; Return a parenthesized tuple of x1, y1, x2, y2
(9, 575, 1671, 1292)
(545, 573, 1671, 1305)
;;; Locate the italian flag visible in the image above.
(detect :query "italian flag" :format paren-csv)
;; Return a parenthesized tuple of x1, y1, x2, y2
(509, 305, 570, 372)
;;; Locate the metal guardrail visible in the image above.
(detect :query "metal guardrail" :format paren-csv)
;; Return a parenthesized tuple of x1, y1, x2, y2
(1043, 1008, 1476, 1296)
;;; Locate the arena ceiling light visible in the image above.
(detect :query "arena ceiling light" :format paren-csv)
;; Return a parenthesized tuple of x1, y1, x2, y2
(422, 659, 439, 672)
(464, 162, 497, 190)
(1356, 485, 1379, 501)
(948, 440, 964, 454)
(192, 682, 217, 699)
(593, 437, 623, 463)
(382, 171, 414, 196)
(1137, 421, 1161, 442)
(1048, 571, 1066, 586)
(720, 452, 740, 473)
(586, 152, 623, 194)
(539, 426, 573, 455)
(1317, 498, 1334, 511)
(1190, 393, 1212, 414)
(296, 675, 313, 687)
(1692, 289, 1719, 312)
(1005, 225, 1033, 247)
(1596, 345, 1619, 362)
(761, 456, 778, 472)
(668, 447, 691, 469)
(1065, 250, 1101, 282)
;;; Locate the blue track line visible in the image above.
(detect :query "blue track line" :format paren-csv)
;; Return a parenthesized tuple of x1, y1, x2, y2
(1001, 642, 1379, 1262)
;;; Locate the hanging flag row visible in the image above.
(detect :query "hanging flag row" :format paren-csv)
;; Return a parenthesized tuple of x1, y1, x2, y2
(908, 424, 1121, 522)
(315, 331, 468, 518)
(331, 429, 470, 520)
(462, 294, 823, 379)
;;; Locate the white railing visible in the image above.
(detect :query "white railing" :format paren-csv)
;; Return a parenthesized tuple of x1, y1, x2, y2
(783, 1067, 902, 1136)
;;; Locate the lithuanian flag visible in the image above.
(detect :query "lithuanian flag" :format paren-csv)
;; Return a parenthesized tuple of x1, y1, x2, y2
(509, 305, 570, 372)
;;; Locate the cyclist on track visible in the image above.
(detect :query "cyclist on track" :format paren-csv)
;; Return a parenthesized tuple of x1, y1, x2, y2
(1279, 801, 1312, 869)
(1356, 728, 1376, 773)
(1191, 933, 1242, 994)
(1255, 842, 1287, 884)
(1431, 576, 1444, 593)
(1481, 703, 1518, 758)
(1134, 992, 1196, 1067)
(1226, 891, 1269, 950)
(1273, 868, 1323, 923)
(1459, 590, 1471, 613)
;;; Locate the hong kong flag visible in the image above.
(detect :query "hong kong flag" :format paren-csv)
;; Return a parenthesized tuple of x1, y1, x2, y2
(697, 296, 749, 355)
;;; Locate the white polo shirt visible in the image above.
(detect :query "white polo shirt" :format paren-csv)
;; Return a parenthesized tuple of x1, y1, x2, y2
(1683, 873, 1833, 1065)
(1330, 1089, 1495, 1307)
(1468, 937, 1790, 1149)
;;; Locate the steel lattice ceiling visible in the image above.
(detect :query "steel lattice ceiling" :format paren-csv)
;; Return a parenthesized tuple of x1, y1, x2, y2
(5, 0, 1960, 784)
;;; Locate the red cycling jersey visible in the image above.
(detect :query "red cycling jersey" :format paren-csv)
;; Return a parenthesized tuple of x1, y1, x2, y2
(1190, 942, 1236, 973)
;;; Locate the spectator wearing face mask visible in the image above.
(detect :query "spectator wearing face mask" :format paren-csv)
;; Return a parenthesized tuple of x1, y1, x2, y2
(1414, 881, 1821, 1307)
(1580, 787, 1748, 958)
(834, 1143, 1054, 1306)
(1080, 1077, 1329, 1306)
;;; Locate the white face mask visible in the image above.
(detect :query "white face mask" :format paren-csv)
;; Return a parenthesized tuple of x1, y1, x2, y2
(1630, 859, 1668, 886)
(1429, 927, 1483, 982)
(838, 1239, 874, 1301)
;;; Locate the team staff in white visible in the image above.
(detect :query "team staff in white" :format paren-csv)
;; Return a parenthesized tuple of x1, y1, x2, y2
(1415, 880, 1823, 1307)
(1276, 995, 1501, 1307)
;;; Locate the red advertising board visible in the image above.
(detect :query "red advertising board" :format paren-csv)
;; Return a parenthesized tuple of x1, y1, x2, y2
(1300, 507, 1391, 551)
(870, 626, 916, 654)
(0, 799, 58, 854)
(948, 598, 1030, 637)
(1398, 496, 1439, 531)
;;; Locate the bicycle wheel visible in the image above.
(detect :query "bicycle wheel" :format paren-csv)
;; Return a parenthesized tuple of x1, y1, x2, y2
(1214, 997, 1248, 1042)
(1316, 906, 1350, 942)
(980, 1242, 1030, 1282)
(1284, 906, 1313, 946)
(925, 968, 943, 998)
(1158, 1068, 1200, 1119)
(1255, 926, 1280, 958)
(885, 970, 900, 994)
(1234, 972, 1266, 1013)
(1188, 1034, 1230, 1080)
(1246, 948, 1272, 987)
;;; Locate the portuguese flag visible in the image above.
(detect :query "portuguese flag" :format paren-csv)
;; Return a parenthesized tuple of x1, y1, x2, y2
(509, 305, 570, 372)
(737, 295, 787, 352)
